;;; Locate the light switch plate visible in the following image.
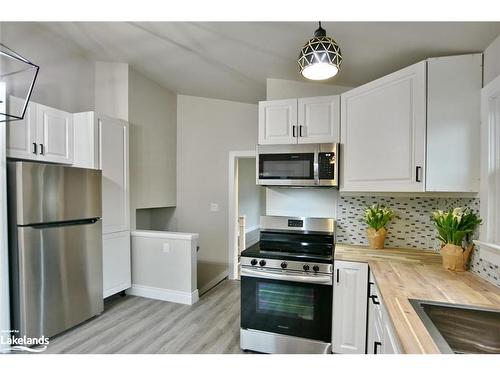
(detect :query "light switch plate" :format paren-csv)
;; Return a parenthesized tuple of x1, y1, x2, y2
(210, 203, 219, 212)
(162, 243, 170, 253)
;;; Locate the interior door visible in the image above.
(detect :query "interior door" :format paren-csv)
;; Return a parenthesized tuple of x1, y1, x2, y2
(341, 61, 426, 192)
(6, 96, 37, 160)
(99, 116, 130, 234)
(297, 96, 340, 144)
(36, 103, 73, 164)
(258, 99, 297, 145)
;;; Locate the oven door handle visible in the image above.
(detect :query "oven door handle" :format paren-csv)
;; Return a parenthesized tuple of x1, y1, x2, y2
(241, 268, 332, 285)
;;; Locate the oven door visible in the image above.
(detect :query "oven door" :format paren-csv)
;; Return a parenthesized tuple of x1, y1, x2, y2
(241, 269, 332, 342)
(257, 151, 317, 186)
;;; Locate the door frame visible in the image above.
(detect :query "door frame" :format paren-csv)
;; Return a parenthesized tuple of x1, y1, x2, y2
(227, 150, 256, 280)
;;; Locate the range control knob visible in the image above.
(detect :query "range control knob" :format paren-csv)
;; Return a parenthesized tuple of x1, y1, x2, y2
(303, 264, 310, 271)
(280, 262, 287, 269)
(259, 259, 266, 267)
(313, 265, 320, 272)
(250, 259, 258, 266)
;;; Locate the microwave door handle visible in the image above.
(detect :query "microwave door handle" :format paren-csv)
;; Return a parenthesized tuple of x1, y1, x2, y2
(241, 268, 332, 285)
(313, 147, 319, 184)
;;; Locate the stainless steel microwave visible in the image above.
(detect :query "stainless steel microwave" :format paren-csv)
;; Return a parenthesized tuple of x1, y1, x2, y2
(256, 143, 338, 187)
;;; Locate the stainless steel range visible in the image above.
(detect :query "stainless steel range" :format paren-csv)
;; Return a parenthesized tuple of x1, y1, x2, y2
(240, 215, 335, 354)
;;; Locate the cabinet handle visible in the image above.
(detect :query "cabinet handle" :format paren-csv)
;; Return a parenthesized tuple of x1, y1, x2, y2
(32, 143, 37, 154)
(292, 125, 296, 137)
(336, 269, 340, 283)
(370, 294, 380, 305)
(416, 166, 422, 182)
(299, 125, 303, 137)
(374, 341, 382, 354)
(39, 144, 44, 155)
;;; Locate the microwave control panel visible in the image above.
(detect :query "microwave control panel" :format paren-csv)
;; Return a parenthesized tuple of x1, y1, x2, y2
(318, 152, 336, 180)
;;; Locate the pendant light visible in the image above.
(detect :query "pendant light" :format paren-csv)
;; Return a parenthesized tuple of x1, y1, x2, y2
(0, 43, 39, 122)
(298, 22, 342, 80)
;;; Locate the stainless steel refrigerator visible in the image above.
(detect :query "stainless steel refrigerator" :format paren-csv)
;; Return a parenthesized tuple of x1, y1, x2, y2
(7, 161, 103, 339)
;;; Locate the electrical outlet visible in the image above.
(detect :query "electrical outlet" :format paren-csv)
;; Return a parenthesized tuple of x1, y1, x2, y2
(210, 203, 219, 212)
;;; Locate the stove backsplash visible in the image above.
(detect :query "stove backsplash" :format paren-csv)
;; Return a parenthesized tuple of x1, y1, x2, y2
(336, 195, 499, 287)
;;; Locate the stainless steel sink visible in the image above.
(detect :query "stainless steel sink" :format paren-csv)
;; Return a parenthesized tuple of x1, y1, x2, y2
(410, 299, 500, 354)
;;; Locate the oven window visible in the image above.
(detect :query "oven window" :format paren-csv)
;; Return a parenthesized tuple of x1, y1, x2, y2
(256, 282, 314, 320)
(259, 153, 314, 179)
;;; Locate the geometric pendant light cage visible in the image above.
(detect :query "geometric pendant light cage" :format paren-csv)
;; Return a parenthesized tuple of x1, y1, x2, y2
(0, 43, 39, 122)
(298, 22, 342, 81)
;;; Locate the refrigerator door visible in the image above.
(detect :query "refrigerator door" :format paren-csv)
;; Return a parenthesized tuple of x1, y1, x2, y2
(11, 220, 103, 339)
(8, 161, 102, 225)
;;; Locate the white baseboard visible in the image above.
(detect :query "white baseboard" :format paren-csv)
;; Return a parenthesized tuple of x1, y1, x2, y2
(127, 284, 199, 305)
(199, 269, 229, 296)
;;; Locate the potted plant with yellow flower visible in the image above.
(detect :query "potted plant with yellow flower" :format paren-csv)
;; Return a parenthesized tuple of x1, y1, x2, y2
(362, 204, 395, 249)
(431, 207, 482, 271)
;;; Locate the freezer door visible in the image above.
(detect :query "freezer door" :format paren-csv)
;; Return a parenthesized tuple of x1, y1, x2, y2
(8, 161, 102, 225)
(11, 220, 103, 339)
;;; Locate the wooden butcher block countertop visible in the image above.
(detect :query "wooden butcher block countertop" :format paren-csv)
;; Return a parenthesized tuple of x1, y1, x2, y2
(335, 244, 500, 354)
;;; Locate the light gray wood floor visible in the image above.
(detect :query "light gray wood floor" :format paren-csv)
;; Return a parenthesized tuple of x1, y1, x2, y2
(45, 280, 242, 354)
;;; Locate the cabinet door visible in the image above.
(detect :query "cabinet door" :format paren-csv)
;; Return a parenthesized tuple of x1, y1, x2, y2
(100, 117, 130, 234)
(73, 112, 98, 169)
(103, 231, 131, 298)
(341, 61, 426, 192)
(426, 54, 482, 192)
(258, 99, 297, 144)
(6, 97, 37, 160)
(332, 260, 369, 354)
(36, 104, 74, 164)
(297, 96, 340, 144)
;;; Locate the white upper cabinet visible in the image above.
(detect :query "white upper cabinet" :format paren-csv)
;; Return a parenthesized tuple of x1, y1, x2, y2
(332, 260, 369, 354)
(297, 95, 340, 144)
(341, 54, 482, 193)
(258, 99, 297, 144)
(258, 96, 340, 145)
(341, 61, 427, 192)
(426, 54, 482, 192)
(6, 97, 37, 160)
(36, 104, 73, 164)
(6, 97, 73, 164)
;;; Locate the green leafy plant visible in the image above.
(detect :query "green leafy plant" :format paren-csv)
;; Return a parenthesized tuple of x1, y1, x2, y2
(430, 207, 482, 247)
(362, 204, 395, 231)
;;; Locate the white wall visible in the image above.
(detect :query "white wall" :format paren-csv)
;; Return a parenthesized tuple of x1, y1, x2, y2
(266, 78, 352, 100)
(484, 34, 500, 86)
(266, 188, 337, 218)
(0, 22, 94, 112)
(94, 62, 129, 121)
(129, 68, 177, 229)
(175, 95, 257, 291)
(238, 158, 265, 230)
(130, 231, 198, 304)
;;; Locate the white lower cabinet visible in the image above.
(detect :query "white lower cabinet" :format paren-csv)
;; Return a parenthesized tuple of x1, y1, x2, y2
(103, 231, 131, 298)
(332, 260, 369, 354)
(367, 272, 403, 354)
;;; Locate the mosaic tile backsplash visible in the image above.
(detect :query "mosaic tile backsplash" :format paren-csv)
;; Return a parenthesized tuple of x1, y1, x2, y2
(335, 195, 499, 287)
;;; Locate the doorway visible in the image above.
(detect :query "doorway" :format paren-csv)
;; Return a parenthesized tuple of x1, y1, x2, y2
(228, 151, 265, 280)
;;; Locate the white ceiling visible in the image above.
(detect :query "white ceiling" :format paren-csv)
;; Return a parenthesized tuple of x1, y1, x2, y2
(41, 22, 500, 103)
